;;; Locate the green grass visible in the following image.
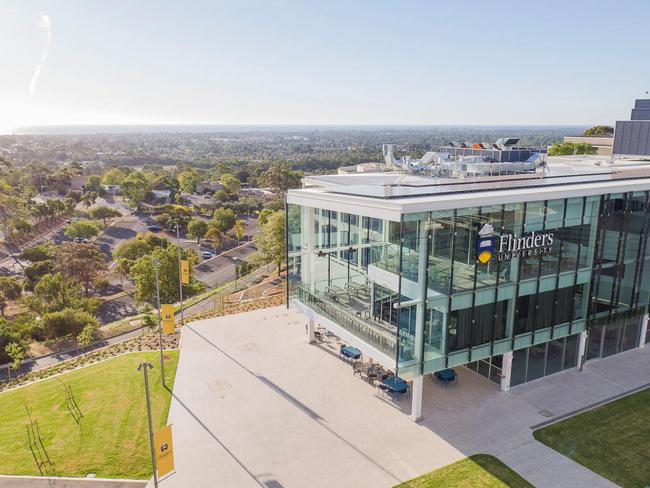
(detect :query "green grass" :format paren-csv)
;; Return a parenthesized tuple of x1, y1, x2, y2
(394, 454, 533, 488)
(0, 350, 179, 479)
(534, 387, 650, 488)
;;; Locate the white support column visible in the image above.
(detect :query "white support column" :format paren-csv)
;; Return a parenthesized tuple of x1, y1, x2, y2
(500, 351, 513, 391)
(410, 375, 424, 422)
(303, 207, 316, 294)
(640, 314, 648, 348)
(413, 230, 429, 369)
(307, 318, 315, 343)
(577, 330, 588, 370)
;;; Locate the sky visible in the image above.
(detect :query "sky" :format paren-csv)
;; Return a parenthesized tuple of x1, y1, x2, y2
(1, 0, 650, 133)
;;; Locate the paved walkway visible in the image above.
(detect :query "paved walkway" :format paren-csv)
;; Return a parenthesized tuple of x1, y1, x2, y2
(153, 306, 649, 488)
(0, 475, 145, 487)
(153, 307, 464, 488)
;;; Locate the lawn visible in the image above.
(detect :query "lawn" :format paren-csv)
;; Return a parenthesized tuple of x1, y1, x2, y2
(394, 454, 533, 488)
(0, 350, 179, 479)
(534, 387, 650, 488)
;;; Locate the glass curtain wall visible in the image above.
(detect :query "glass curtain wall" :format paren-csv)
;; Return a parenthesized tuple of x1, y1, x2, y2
(586, 191, 650, 358)
(288, 191, 650, 380)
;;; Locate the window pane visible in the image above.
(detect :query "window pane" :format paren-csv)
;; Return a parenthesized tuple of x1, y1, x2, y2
(602, 324, 620, 358)
(622, 319, 640, 351)
(526, 344, 546, 382)
(511, 348, 527, 386)
(586, 327, 602, 360)
(563, 334, 579, 369)
(545, 339, 564, 376)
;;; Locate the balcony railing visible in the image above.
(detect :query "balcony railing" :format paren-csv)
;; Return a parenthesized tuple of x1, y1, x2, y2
(295, 285, 397, 358)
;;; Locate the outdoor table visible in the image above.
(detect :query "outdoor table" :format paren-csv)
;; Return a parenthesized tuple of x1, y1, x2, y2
(340, 345, 362, 360)
(434, 368, 458, 387)
(381, 376, 408, 395)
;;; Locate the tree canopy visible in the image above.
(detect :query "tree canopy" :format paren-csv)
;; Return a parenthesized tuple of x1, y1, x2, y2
(55, 242, 108, 295)
(254, 210, 285, 274)
(64, 219, 102, 239)
(211, 207, 237, 233)
(90, 205, 122, 225)
(260, 163, 302, 192)
(187, 218, 208, 243)
(584, 125, 614, 137)
(548, 142, 597, 156)
(129, 244, 198, 303)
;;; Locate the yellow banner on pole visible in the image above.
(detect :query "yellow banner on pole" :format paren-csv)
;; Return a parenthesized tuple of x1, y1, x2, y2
(154, 424, 175, 478)
(180, 259, 190, 285)
(161, 304, 175, 334)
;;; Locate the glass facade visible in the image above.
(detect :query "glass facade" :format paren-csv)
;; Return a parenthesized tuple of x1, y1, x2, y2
(288, 190, 650, 383)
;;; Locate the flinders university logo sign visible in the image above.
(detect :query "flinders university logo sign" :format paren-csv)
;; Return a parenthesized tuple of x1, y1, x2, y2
(476, 223, 496, 264)
(476, 222, 554, 263)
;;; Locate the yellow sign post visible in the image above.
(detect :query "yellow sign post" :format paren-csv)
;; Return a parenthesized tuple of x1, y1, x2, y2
(153, 424, 175, 478)
(180, 259, 190, 285)
(161, 304, 175, 334)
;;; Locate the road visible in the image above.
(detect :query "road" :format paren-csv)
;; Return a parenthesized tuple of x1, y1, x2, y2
(192, 241, 258, 287)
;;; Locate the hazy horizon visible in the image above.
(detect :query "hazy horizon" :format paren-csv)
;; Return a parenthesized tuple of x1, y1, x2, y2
(7, 123, 590, 136)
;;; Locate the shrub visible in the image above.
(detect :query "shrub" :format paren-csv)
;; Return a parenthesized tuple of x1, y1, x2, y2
(40, 308, 98, 339)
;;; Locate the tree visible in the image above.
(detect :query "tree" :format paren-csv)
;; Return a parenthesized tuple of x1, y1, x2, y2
(177, 170, 201, 193)
(0, 322, 22, 364)
(0, 193, 25, 242)
(26, 273, 98, 315)
(90, 205, 122, 226)
(187, 218, 208, 243)
(258, 208, 273, 226)
(40, 308, 98, 339)
(85, 174, 102, 192)
(5, 342, 25, 373)
(211, 207, 237, 233)
(102, 167, 128, 185)
(234, 219, 246, 245)
(122, 171, 150, 208)
(81, 191, 98, 207)
(584, 125, 614, 136)
(113, 232, 168, 273)
(260, 163, 302, 193)
(215, 189, 229, 202)
(548, 142, 597, 156)
(220, 173, 241, 194)
(115, 257, 130, 287)
(129, 244, 196, 303)
(64, 219, 101, 240)
(19, 243, 54, 263)
(0, 277, 22, 317)
(55, 243, 108, 295)
(77, 324, 96, 352)
(204, 227, 224, 252)
(254, 211, 285, 275)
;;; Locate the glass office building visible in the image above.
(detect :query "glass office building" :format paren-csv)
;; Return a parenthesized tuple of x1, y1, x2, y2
(286, 151, 650, 418)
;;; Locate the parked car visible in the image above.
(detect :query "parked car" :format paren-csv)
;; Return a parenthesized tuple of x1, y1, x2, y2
(73, 237, 91, 243)
(201, 251, 215, 259)
(147, 225, 162, 232)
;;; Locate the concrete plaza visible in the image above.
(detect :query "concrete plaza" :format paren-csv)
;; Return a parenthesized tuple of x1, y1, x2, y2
(153, 306, 649, 488)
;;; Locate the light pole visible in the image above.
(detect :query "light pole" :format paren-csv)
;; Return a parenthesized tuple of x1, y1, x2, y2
(153, 259, 165, 388)
(174, 222, 185, 327)
(138, 361, 158, 488)
(233, 257, 240, 292)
